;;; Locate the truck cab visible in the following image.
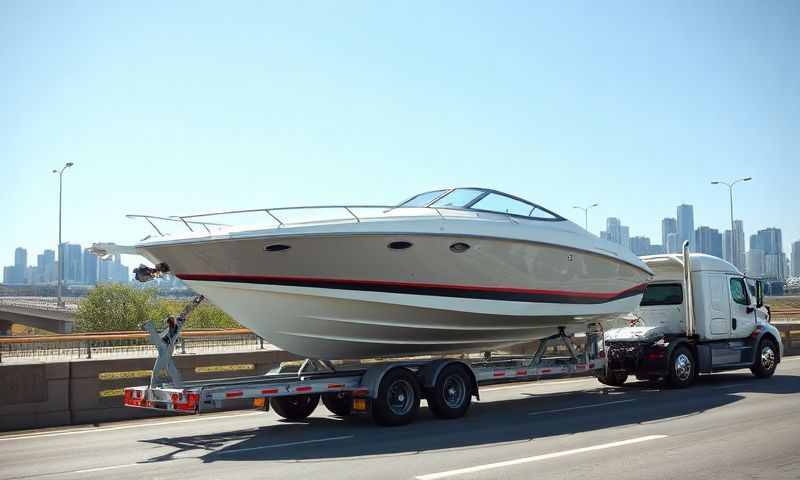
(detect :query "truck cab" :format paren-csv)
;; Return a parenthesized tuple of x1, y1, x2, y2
(600, 249, 782, 388)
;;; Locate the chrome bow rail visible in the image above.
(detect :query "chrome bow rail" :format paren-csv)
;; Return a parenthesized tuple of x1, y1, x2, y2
(127, 205, 458, 237)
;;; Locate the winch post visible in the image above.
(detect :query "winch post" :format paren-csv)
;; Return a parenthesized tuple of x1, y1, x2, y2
(144, 295, 205, 387)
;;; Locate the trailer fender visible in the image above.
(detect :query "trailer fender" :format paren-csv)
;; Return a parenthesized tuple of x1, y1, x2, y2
(417, 359, 479, 401)
(358, 364, 417, 399)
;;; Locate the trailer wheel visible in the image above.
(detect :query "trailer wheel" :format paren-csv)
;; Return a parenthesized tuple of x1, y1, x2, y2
(322, 392, 352, 416)
(668, 345, 695, 388)
(428, 364, 472, 419)
(372, 368, 420, 426)
(597, 370, 628, 387)
(270, 394, 320, 421)
(751, 337, 778, 379)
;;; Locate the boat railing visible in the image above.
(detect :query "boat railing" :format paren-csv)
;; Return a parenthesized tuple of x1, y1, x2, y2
(127, 204, 477, 237)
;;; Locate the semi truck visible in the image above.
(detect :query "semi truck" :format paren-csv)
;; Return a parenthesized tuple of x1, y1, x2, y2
(598, 243, 782, 388)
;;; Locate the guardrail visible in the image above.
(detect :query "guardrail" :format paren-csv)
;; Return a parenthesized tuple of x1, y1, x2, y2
(0, 328, 272, 363)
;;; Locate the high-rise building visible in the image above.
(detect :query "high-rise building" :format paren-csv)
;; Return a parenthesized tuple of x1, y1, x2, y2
(694, 226, 723, 259)
(83, 248, 98, 285)
(661, 218, 677, 252)
(3, 266, 15, 284)
(750, 228, 784, 279)
(14, 247, 27, 270)
(792, 241, 800, 277)
(765, 254, 786, 280)
(620, 226, 630, 249)
(677, 204, 694, 248)
(747, 249, 765, 277)
(732, 220, 745, 271)
(629, 236, 652, 256)
(666, 232, 680, 254)
(60, 243, 83, 283)
(649, 244, 666, 255)
(605, 218, 622, 244)
(723, 230, 734, 263)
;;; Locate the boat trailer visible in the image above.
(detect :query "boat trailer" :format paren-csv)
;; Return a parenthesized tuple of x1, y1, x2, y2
(124, 296, 606, 426)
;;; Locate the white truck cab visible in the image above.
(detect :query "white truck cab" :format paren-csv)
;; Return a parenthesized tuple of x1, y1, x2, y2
(601, 244, 782, 388)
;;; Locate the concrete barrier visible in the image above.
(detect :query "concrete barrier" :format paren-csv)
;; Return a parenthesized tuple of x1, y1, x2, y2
(0, 349, 299, 432)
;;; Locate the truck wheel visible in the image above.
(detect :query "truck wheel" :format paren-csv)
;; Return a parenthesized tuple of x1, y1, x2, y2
(322, 392, 352, 416)
(751, 338, 778, 379)
(597, 370, 628, 387)
(270, 394, 320, 420)
(668, 346, 695, 388)
(372, 368, 420, 426)
(428, 364, 472, 419)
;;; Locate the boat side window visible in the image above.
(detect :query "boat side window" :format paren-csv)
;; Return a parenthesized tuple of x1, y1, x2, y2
(398, 190, 447, 207)
(730, 277, 749, 306)
(471, 193, 559, 219)
(640, 283, 683, 306)
(429, 189, 486, 208)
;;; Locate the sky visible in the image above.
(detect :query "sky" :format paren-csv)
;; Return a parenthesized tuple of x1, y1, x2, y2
(2, 1, 798, 269)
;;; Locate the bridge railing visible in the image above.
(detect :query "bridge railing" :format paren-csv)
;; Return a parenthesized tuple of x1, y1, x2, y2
(0, 328, 273, 363)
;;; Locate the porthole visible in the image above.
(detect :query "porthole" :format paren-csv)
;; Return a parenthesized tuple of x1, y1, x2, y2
(264, 244, 291, 252)
(388, 241, 413, 250)
(450, 242, 470, 253)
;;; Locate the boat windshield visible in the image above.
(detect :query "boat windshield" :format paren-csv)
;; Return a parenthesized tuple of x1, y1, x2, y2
(398, 188, 563, 220)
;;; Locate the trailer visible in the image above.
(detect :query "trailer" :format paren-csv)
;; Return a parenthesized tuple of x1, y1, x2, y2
(123, 299, 606, 426)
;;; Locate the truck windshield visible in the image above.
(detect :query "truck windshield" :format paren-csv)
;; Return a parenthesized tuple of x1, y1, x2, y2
(640, 283, 683, 306)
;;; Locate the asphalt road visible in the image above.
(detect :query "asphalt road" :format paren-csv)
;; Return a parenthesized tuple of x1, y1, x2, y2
(3, 357, 800, 480)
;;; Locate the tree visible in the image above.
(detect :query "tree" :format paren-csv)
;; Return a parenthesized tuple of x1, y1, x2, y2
(76, 284, 167, 332)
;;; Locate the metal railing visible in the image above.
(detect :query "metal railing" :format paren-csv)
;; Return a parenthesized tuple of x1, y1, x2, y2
(128, 204, 487, 237)
(0, 329, 273, 362)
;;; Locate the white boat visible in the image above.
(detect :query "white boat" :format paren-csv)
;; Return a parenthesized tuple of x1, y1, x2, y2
(99, 188, 653, 359)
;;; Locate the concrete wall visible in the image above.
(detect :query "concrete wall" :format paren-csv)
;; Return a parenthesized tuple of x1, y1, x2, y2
(0, 349, 298, 432)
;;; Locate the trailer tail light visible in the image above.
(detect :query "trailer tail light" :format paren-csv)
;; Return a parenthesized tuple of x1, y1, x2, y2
(352, 398, 368, 412)
(645, 351, 665, 361)
(124, 388, 145, 407)
(171, 392, 199, 411)
(352, 388, 369, 398)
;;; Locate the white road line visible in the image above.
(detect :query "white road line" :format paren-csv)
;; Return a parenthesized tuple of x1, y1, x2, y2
(71, 463, 142, 474)
(0, 411, 265, 442)
(217, 435, 354, 455)
(415, 434, 668, 480)
(482, 378, 594, 392)
(528, 399, 636, 416)
(713, 382, 755, 390)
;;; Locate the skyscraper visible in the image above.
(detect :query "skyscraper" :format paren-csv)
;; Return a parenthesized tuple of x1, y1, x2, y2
(793, 241, 800, 277)
(732, 220, 745, 271)
(661, 218, 677, 252)
(620, 226, 630, 249)
(83, 248, 98, 285)
(60, 243, 83, 283)
(605, 218, 621, 244)
(750, 228, 784, 279)
(666, 232, 680, 254)
(677, 205, 694, 248)
(629, 236, 652, 256)
(694, 226, 723, 259)
(747, 249, 765, 277)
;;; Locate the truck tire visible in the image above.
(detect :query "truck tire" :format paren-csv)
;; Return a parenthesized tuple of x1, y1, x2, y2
(427, 364, 472, 419)
(751, 338, 778, 379)
(372, 368, 420, 426)
(597, 370, 628, 387)
(270, 394, 320, 420)
(322, 392, 352, 416)
(667, 345, 695, 388)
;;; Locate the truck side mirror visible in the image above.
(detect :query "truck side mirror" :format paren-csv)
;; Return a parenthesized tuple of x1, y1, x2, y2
(756, 280, 764, 308)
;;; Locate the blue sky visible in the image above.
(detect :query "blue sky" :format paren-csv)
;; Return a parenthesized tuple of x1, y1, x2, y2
(2, 1, 798, 268)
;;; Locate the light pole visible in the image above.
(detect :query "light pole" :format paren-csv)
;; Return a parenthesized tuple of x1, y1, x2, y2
(572, 203, 599, 231)
(53, 162, 74, 307)
(711, 177, 751, 268)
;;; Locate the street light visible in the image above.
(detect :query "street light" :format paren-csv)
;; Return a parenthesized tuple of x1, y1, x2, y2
(711, 177, 751, 268)
(53, 162, 74, 307)
(572, 203, 599, 231)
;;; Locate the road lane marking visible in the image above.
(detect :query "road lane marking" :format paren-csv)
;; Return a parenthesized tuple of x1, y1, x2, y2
(216, 435, 354, 455)
(712, 382, 755, 390)
(0, 411, 265, 442)
(415, 434, 667, 480)
(71, 463, 142, 474)
(528, 398, 636, 416)
(482, 378, 594, 392)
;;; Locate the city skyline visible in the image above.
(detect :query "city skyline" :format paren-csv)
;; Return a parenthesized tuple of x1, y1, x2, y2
(2, 243, 130, 286)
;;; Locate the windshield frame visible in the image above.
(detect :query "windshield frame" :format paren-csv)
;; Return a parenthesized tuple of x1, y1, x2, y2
(398, 187, 565, 221)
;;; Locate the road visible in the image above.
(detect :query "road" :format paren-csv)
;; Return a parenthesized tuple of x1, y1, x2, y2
(3, 357, 800, 480)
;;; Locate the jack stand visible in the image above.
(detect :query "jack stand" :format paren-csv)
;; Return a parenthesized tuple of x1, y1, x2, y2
(144, 295, 205, 387)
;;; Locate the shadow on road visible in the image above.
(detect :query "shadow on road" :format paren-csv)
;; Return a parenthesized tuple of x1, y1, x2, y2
(139, 372, 800, 464)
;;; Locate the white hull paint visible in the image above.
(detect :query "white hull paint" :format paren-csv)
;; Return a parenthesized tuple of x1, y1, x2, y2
(184, 280, 642, 359)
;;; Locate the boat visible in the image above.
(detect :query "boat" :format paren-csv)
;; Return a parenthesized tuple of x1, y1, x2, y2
(96, 187, 653, 359)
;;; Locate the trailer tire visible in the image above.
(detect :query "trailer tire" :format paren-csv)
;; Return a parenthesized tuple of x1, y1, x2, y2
(270, 394, 320, 421)
(751, 337, 778, 379)
(427, 364, 472, 419)
(322, 392, 352, 416)
(597, 370, 628, 387)
(667, 345, 695, 388)
(372, 368, 420, 426)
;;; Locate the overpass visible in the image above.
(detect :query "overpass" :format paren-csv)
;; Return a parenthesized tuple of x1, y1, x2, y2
(0, 297, 77, 334)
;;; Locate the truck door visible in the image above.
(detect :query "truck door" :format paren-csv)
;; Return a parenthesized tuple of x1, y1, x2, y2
(727, 276, 755, 339)
(708, 273, 731, 338)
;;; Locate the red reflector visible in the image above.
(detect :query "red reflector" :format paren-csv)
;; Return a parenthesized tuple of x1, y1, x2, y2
(261, 388, 278, 395)
(225, 391, 243, 398)
(124, 388, 145, 407)
(327, 384, 344, 389)
(645, 352, 665, 361)
(171, 392, 199, 411)
(576, 364, 586, 369)
(295, 386, 312, 393)
(493, 371, 505, 377)
(516, 370, 527, 376)
(353, 388, 369, 398)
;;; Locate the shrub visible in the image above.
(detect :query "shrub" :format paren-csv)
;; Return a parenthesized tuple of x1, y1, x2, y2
(76, 284, 167, 332)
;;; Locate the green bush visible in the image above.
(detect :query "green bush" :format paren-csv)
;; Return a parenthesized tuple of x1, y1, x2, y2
(76, 284, 241, 332)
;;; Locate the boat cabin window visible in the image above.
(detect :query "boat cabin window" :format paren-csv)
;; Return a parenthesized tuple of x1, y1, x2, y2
(429, 189, 485, 208)
(471, 193, 560, 220)
(400, 190, 447, 207)
(640, 283, 683, 306)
